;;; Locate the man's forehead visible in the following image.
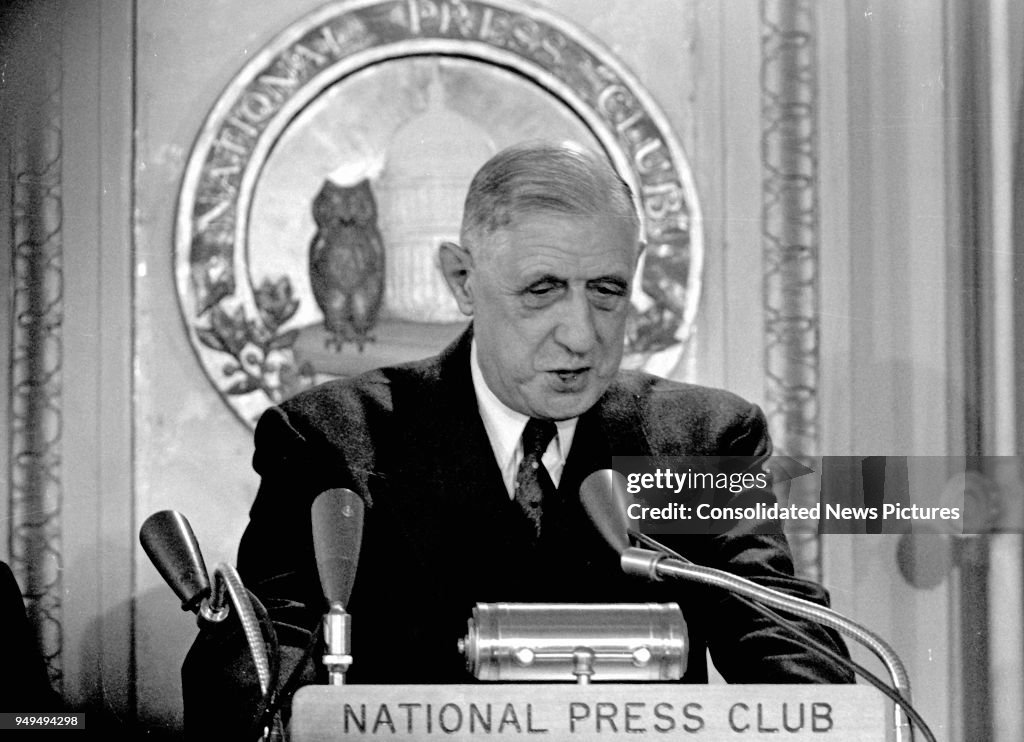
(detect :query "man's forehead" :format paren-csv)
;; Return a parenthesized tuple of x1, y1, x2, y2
(480, 211, 637, 252)
(480, 212, 638, 277)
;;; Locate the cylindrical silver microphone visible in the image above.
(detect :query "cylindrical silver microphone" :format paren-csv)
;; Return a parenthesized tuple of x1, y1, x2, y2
(460, 602, 687, 683)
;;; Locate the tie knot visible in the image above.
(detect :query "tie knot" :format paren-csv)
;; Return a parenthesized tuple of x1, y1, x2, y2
(522, 418, 557, 458)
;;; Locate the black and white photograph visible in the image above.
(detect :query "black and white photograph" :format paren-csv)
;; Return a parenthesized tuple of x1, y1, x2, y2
(1, 1, 1021, 739)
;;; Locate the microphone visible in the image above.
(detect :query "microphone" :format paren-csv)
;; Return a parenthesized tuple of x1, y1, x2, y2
(248, 489, 368, 737)
(578, 469, 633, 554)
(311, 488, 365, 607)
(139, 510, 275, 710)
(310, 488, 366, 685)
(579, 469, 921, 742)
(140, 510, 226, 620)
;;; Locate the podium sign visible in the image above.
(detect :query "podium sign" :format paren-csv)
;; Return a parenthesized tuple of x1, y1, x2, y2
(290, 684, 885, 741)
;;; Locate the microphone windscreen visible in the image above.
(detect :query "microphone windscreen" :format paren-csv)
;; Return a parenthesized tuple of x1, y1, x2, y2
(311, 488, 365, 607)
(139, 510, 211, 612)
(580, 469, 633, 554)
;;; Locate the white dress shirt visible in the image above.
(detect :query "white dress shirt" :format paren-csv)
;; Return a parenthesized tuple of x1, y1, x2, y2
(470, 340, 578, 498)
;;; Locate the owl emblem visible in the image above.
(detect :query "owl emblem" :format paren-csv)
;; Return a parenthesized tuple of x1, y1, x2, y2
(309, 177, 385, 352)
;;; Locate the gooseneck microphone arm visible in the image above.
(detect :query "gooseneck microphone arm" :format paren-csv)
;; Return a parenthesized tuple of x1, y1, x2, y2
(622, 545, 914, 741)
(211, 562, 273, 699)
(630, 531, 936, 742)
(622, 546, 912, 698)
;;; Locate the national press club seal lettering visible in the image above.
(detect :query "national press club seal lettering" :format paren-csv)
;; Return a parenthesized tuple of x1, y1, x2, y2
(175, 0, 702, 427)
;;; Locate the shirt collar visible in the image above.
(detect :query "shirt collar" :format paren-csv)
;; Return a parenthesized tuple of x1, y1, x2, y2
(470, 339, 577, 470)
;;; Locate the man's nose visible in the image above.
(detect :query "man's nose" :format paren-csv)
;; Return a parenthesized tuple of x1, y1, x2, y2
(553, 290, 598, 354)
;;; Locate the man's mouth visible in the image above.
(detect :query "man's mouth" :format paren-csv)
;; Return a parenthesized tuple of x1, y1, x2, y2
(549, 368, 591, 388)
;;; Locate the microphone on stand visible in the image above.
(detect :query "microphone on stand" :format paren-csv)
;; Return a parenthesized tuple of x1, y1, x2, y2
(139, 510, 226, 622)
(246, 487, 368, 739)
(578, 468, 933, 742)
(577, 469, 633, 555)
(311, 488, 365, 685)
(140, 510, 278, 737)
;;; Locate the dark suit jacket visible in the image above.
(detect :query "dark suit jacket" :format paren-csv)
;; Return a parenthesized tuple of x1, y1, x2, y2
(184, 327, 852, 734)
(1, 561, 60, 711)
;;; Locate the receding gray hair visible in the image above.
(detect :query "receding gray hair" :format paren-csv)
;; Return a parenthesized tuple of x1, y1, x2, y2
(459, 140, 641, 251)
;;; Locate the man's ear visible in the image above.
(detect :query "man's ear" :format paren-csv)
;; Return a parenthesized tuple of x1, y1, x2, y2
(629, 241, 650, 310)
(438, 241, 475, 316)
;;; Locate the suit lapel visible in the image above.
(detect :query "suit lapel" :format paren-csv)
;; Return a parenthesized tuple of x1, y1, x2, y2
(559, 379, 653, 497)
(382, 328, 528, 564)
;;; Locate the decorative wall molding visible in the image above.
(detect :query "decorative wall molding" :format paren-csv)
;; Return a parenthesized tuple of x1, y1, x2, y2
(6, 2, 65, 693)
(759, 0, 821, 581)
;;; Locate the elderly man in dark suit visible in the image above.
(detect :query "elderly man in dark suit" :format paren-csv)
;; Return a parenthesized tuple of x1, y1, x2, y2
(185, 141, 851, 734)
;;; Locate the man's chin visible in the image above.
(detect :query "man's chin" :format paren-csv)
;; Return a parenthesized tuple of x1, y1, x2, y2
(529, 385, 605, 420)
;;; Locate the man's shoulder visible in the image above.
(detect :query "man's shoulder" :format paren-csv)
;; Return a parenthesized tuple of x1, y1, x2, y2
(607, 370, 768, 454)
(610, 369, 761, 417)
(272, 355, 440, 426)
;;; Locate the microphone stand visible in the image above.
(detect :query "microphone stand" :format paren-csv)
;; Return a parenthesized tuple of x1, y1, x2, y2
(621, 545, 913, 742)
(322, 601, 352, 685)
(208, 563, 273, 700)
(139, 511, 279, 740)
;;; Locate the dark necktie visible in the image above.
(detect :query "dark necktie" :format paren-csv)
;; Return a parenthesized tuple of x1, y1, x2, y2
(514, 418, 557, 538)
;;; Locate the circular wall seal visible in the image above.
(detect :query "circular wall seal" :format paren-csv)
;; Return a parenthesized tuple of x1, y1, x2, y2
(175, 0, 702, 428)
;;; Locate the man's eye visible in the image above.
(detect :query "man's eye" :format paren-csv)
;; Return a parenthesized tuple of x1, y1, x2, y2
(522, 281, 564, 304)
(590, 281, 626, 298)
(586, 282, 627, 310)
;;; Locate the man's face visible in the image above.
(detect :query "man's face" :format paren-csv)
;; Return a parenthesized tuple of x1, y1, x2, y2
(468, 211, 639, 420)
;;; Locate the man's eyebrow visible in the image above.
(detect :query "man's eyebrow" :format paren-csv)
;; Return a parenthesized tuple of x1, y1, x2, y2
(520, 273, 566, 287)
(587, 275, 629, 287)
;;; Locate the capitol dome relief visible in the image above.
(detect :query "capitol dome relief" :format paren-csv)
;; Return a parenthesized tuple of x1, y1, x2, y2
(375, 72, 496, 324)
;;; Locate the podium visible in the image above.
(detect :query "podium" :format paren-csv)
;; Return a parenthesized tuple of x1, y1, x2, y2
(289, 684, 886, 741)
